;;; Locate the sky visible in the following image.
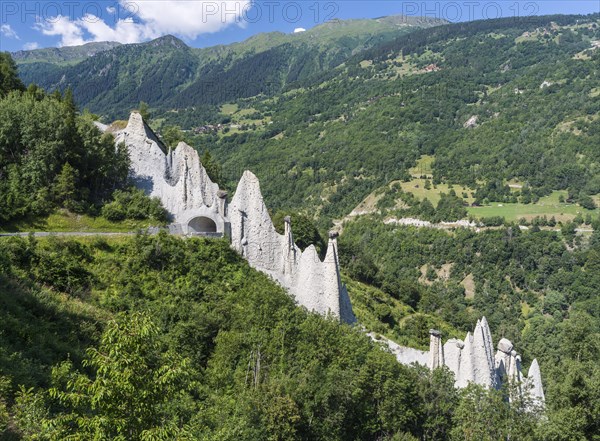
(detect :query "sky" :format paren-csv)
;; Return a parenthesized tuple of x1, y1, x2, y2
(1, 0, 599, 52)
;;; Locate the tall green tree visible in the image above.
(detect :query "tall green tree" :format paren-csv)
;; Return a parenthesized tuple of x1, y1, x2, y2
(0, 52, 24, 97)
(53, 163, 79, 211)
(45, 312, 193, 440)
(138, 101, 151, 122)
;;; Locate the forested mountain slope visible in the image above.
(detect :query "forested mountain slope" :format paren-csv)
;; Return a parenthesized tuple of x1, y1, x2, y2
(15, 15, 445, 119)
(19, 13, 599, 225)
(0, 233, 548, 440)
(1, 13, 600, 439)
(203, 13, 600, 224)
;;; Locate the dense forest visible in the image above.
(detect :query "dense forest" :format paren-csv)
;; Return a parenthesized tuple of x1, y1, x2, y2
(203, 13, 600, 224)
(13, 14, 600, 225)
(16, 16, 444, 120)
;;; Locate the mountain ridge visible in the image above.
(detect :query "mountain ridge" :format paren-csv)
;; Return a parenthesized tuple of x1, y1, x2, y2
(13, 14, 446, 118)
(11, 41, 122, 65)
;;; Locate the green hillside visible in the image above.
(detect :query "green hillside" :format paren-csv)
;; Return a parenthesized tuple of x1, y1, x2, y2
(0, 229, 598, 439)
(0, 234, 489, 440)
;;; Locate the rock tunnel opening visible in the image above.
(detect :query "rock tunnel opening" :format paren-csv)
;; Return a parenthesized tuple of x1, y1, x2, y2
(188, 216, 218, 234)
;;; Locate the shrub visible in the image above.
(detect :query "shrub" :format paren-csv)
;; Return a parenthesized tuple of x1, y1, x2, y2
(579, 194, 597, 210)
(101, 188, 169, 223)
(481, 216, 505, 227)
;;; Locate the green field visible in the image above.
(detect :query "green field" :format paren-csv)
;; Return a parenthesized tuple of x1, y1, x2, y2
(409, 154, 434, 178)
(467, 191, 599, 222)
(399, 179, 476, 206)
(220, 103, 238, 115)
(402, 156, 599, 222)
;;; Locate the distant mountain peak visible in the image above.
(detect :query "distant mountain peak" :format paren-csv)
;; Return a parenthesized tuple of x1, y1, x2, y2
(148, 34, 188, 49)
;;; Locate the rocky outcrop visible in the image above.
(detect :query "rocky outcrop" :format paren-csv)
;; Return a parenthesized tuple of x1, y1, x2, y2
(229, 171, 355, 323)
(463, 115, 478, 128)
(114, 112, 223, 223)
(429, 329, 444, 370)
(392, 317, 544, 405)
(370, 333, 430, 366)
(100, 112, 355, 324)
(101, 113, 540, 401)
(525, 359, 545, 408)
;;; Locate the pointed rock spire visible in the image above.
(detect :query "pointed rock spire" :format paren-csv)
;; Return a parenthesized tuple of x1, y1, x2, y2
(456, 332, 474, 388)
(115, 112, 221, 220)
(472, 319, 496, 387)
(429, 329, 444, 369)
(228, 172, 354, 323)
(388, 317, 543, 406)
(527, 359, 545, 407)
(109, 112, 355, 325)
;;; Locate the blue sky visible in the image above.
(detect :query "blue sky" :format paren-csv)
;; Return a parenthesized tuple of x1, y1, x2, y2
(1, 1, 599, 52)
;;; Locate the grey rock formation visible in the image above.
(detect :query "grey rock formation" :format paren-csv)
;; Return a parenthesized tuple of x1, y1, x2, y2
(472, 317, 497, 388)
(391, 317, 544, 404)
(443, 338, 464, 376)
(101, 113, 540, 403)
(369, 333, 429, 366)
(229, 170, 355, 323)
(526, 359, 545, 407)
(429, 329, 444, 370)
(113, 113, 227, 234)
(100, 112, 355, 323)
(497, 337, 514, 354)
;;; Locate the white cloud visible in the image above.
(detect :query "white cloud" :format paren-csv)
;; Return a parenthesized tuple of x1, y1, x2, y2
(133, 0, 250, 39)
(1, 24, 20, 40)
(35, 15, 86, 46)
(293, 27, 306, 33)
(34, 0, 251, 47)
(23, 42, 40, 50)
(78, 14, 153, 44)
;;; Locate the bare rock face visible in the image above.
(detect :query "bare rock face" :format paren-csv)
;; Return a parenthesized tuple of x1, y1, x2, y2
(456, 331, 474, 388)
(229, 171, 356, 323)
(371, 333, 429, 366)
(443, 338, 464, 376)
(429, 329, 444, 369)
(463, 115, 478, 128)
(497, 337, 514, 354)
(113, 112, 223, 226)
(471, 318, 497, 388)
(526, 359, 545, 407)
